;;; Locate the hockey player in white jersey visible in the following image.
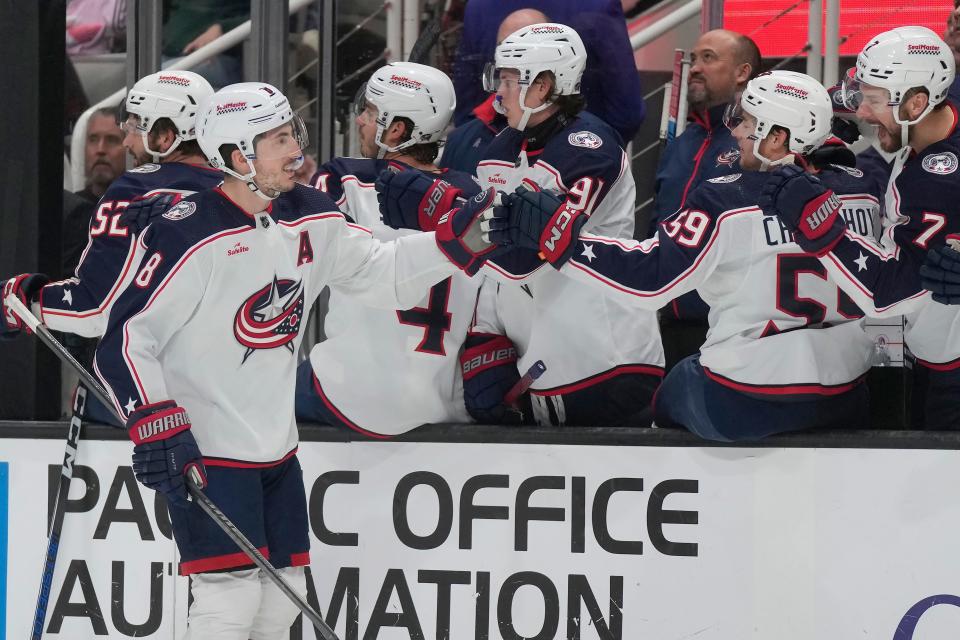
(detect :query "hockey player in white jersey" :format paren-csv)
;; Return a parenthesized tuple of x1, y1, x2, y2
(93, 82, 498, 639)
(487, 70, 883, 440)
(761, 27, 960, 428)
(295, 62, 483, 435)
(377, 23, 664, 426)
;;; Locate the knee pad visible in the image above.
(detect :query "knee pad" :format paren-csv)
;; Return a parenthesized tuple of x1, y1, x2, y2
(185, 568, 261, 640)
(250, 566, 308, 640)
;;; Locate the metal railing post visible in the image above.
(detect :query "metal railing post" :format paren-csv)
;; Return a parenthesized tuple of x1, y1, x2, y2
(125, 1, 162, 94)
(316, 0, 337, 162)
(806, 0, 823, 82)
(823, 0, 840, 87)
(386, 0, 402, 62)
(249, 0, 290, 89)
(402, 0, 420, 61)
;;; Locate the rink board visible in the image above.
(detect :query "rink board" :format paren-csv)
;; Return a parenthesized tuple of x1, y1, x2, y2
(1, 433, 960, 640)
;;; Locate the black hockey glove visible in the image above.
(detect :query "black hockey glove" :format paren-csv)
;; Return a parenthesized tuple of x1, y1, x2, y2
(1, 273, 49, 340)
(375, 170, 463, 231)
(490, 187, 589, 268)
(128, 400, 207, 508)
(435, 187, 505, 276)
(120, 193, 182, 235)
(459, 333, 528, 424)
(758, 164, 846, 256)
(920, 234, 960, 305)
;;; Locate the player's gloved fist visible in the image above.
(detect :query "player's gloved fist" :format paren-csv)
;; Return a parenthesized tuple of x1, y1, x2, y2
(375, 170, 463, 231)
(490, 187, 588, 267)
(127, 400, 207, 508)
(758, 164, 845, 256)
(120, 193, 182, 235)
(1, 273, 49, 339)
(920, 234, 960, 305)
(435, 187, 504, 276)
(459, 333, 527, 424)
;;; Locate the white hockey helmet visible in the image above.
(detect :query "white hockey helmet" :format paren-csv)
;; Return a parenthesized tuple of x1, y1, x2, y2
(483, 23, 587, 130)
(121, 70, 214, 160)
(841, 26, 955, 128)
(355, 62, 456, 158)
(724, 70, 832, 167)
(196, 82, 308, 200)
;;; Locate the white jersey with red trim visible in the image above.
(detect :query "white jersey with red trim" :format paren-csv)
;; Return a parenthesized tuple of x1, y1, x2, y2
(816, 103, 960, 369)
(306, 158, 483, 434)
(556, 166, 883, 394)
(473, 112, 664, 393)
(95, 184, 456, 464)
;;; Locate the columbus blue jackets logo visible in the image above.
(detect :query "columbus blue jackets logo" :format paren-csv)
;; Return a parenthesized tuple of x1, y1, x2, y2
(921, 152, 958, 175)
(568, 131, 603, 149)
(707, 173, 741, 183)
(716, 149, 740, 166)
(130, 163, 161, 174)
(233, 277, 305, 363)
(162, 201, 197, 221)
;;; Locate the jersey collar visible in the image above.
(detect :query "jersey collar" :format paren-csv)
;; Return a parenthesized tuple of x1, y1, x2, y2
(214, 186, 274, 224)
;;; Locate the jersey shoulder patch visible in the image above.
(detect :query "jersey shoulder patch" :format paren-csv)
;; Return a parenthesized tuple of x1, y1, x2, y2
(568, 131, 603, 149)
(707, 173, 742, 183)
(162, 200, 198, 221)
(921, 151, 958, 175)
(129, 163, 161, 174)
(829, 164, 864, 177)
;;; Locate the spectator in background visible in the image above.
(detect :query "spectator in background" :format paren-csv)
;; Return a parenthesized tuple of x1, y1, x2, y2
(451, 0, 645, 144)
(440, 8, 548, 173)
(945, 0, 960, 102)
(162, 0, 248, 88)
(66, 0, 126, 56)
(651, 29, 759, 366)
(76, 107, 126, 203)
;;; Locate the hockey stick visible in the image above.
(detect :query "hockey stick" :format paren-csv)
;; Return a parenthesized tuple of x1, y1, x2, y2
(504, 360, 547, 408)
(4, 295, 340, 640)
(30, 384, 86, 640)
(407, 15, 441, 65)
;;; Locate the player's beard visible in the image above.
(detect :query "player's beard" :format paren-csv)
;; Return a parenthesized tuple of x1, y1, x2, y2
(874, 122, 904, 152)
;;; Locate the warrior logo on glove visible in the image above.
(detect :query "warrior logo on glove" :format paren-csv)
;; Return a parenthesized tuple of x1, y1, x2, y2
(233, 277, 305, 362)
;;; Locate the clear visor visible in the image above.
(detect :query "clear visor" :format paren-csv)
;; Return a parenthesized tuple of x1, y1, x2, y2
(252, 114, 309, 168)
(352, 82, 368, 117)
(840, 68, 894, 116)
(482, 63, 522, 93)
(117, 104, 147, 136)
(722, 97, 755, 135)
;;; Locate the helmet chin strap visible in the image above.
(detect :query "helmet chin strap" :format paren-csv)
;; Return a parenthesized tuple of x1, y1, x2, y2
(514, 86, 553, 131)
(142, 132, 183, 164)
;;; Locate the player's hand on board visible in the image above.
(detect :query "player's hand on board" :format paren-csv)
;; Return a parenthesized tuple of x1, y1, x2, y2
(128, 400, 207, 508)
(375, 170, 462, 231)
(758, 164, 845, 256)
(1, 273, 49, 339)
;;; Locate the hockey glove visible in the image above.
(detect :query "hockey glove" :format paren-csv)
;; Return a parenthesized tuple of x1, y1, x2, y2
(1, 273, 49, 340)
(375, 170, 463, 231)
(920, 234, 960, 305)
(460, 333, 526, 424)
(435, 187, 503, 276)
(128, 400, 207, 508)
(491, 187, 589, 267)
(758, 164, 846, 256)
(120, 193, 182, 235)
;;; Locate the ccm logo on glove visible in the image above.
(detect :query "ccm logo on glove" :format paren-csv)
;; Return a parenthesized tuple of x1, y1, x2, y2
(542, 204, 578, 253)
